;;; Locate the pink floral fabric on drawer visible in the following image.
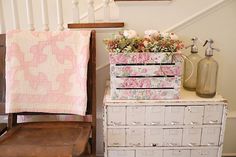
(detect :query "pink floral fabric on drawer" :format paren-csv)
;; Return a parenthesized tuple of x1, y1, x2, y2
(6, 30, 91, 115)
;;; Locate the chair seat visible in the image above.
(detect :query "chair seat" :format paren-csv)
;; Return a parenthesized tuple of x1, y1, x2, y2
(0, 122, 91, 157)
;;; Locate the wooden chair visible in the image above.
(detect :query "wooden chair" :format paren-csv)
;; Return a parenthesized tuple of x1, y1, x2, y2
(0, 31, 96, 157)
(0, 34, 7, 137)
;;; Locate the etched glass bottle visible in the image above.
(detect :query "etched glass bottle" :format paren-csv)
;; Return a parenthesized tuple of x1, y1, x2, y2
(183, 37, 202, 91)
(196, 39, 219, 98)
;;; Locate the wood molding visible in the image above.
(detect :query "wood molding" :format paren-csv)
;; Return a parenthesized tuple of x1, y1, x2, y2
(68, 22, 124, 29)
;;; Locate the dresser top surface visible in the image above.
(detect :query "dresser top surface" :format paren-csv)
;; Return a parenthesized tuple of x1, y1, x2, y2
(104, 82, 227, 105)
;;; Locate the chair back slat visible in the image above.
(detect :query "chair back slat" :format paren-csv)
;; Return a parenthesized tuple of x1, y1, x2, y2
(0, 34, 5, 115)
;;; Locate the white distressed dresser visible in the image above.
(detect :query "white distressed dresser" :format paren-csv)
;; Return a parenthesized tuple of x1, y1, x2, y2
(103, 84, 227, 157)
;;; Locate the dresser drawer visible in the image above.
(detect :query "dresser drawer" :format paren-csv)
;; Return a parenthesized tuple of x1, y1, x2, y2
(201, 127, 221, 146)
(146, 106, 165, 125)
(145, 128, 163, 147)
(136, 150, 163, 157)
(182, 128, 201, 146)
(126, 128, 144, 147)
(165, 106, 184, 125)
(163, 150, 190, 157)
(184, 106, 204, 125)
(107, 129, 126, 146)
(127, 106, 145, 126)
(203, 105, 223, 124)
(163, 129, 183, 146)
(108, 150, 135, 157)
(191, 149, 218, 157)
(107, 106, 126, 126)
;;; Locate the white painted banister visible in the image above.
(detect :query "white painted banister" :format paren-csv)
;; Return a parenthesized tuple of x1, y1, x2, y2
(11, 0, 20, 29)
(88, 0, 95, 23)
(72, 0, 80, 23)
(26, 0, 35, 31)
(0, 0, 5, 33)
(56, 0, 64, 31)
(41, 0, 49, 31)
(103, 0, 110, 22)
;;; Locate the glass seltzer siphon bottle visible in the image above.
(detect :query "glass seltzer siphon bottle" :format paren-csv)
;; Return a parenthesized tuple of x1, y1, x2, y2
(196, 39, 219, 98)
(183, 37, 202, 91)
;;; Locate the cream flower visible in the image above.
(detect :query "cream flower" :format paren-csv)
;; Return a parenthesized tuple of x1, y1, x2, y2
(144, 30, 160, 39)
(143, 40, 149, 47)
(169, 33, 178, 40)
(123, 30, 138, 39)
(114, 33, 123, 39)
(161, 32, 170, 38)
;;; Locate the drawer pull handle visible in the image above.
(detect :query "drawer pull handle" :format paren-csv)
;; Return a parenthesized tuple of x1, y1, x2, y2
(112, 143, 120, 146)
(207, 143, 215, 146)
(168, 143, 178, 146)
(171, 121, 178, 125)
(132, 122, 141, 125)
(130, 143, 141, 147)
(190, 121, 198, 125)
(151, 122, 160, 125)
(152, 143, 157, 147)
(113, 122, 122, 126)
(209, 120, 218, 124)
(188, 143, 197, 146)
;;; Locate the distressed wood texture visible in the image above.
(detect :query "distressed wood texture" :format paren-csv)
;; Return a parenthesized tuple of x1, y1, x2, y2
(110, 64, 182, 77)
(109, 52, 182, 100)
(0, 34, 5, 114)
(109, 52, 182, 64)
(103, 85, 228, 157)
(111, 77, 181, 89)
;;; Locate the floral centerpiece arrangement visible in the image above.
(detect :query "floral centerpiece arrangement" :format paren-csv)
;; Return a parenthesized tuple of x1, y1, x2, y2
(104, 30, 184, 100)
(104, 29, 184, 54)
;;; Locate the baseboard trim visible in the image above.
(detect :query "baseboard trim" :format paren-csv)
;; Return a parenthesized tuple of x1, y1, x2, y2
(223, 153, 236, 156)
(228, 111, 236, 119)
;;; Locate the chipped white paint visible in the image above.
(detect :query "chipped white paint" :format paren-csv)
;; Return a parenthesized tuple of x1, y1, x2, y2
(56, 0, 64, 31)
(41, 0, 49, 31)
(88, 0, 95, 22)
(103, 84, 227, 157)
(72, 0, 80, 23)
(26, 0, 34, 31)
(11, 0, 20, 29)
(103, 0, 110, 22)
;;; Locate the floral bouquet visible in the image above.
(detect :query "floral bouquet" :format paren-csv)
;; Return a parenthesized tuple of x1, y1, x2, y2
(104, 29, 184, 54)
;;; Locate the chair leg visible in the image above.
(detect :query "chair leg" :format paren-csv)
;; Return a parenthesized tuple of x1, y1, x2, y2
(0, 123, 7, 135)
(8, 113, 17, 130)
(87, 142, 92, 154)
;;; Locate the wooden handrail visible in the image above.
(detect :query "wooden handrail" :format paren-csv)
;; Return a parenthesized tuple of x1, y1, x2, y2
(68, 22, 124, 29)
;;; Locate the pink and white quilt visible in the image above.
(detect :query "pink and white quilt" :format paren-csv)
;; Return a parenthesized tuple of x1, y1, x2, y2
(6, 30, 91, 115)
